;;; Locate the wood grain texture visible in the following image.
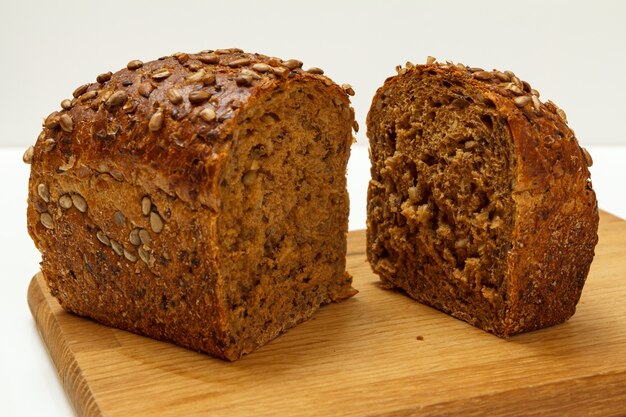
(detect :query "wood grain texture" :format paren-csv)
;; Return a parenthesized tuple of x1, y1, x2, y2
(28, 211, 626, 417)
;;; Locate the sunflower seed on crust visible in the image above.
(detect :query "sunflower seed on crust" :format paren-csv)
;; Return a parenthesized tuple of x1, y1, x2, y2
(127, 60, 144, 70)
(40, 213, 54, 229)
(71, 194, 87, 212)
(23, 146, 34, 164)
(149, 111, 164, 131)
(59, 114, 73, 132)
(513, 96, 531, 107)
(581, 147, 593, 167)
(150, 212, 164, 233)
(59, 194, 73, 209)
(96, 230, 110, 246)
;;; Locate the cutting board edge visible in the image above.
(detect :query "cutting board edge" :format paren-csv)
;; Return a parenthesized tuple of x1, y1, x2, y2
(26, 210, 626, 416)
(391, 370, 626, 417)
(28, 272, 101, 417)
(28, 270, 626, 417)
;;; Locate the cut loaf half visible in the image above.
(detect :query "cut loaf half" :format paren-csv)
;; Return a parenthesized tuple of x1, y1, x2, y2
(366, 59, 598, 337)
(26, 49, 357, 360)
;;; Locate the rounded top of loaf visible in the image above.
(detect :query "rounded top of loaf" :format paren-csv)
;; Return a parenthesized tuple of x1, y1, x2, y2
(28, 48, 354, 208)
(372, 57, 575, 138)
(368, 57, 594, 192)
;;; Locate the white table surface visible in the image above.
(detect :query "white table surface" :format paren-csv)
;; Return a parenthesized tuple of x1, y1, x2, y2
(1, 145, 624, 416)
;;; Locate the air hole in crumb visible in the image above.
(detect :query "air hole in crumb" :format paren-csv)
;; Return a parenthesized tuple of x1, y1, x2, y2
(386, 127, 397, 152)
(265, 112, 280, 122)
(452, 98, 469, 109)
(483, 98, 496, 108)
(249, 143, 267, 158)
(407, 161, 417, 179)
(480, 115, 493, 130)
(397, 113, 411, 130)
(421, 153, 437, 166)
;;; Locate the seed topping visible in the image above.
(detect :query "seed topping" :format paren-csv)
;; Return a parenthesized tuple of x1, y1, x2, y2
(306, 67, 324, 75)
(23, 146, 34, 164)
(110, 239, 123, 256)
(138, 247, 151, 265)
(242, 170, 258, 186)
(114, 210, 125, 226)
(105, 90, 129, 107)
(81, 90, 98, 101)
(186, 69, 205, 83)
(241, 68, 261, 79)
(122, 100, 137, 113)
(188, 90, 210, 104)
(72, 84, 89, 98)
(127, 60, 144, 70)
(60, 99, 73, 110)
(531, 95, 541, 112)
(173, 52, 189, 63)
(97, 72, 112, 83)
(37, 183, 50, 202)
(141, 196, 152, 216)
(96, 230, 110, 246)
(581, 147, 593, 167)
(149, 111, 164, 132)
(129, 229, 141, 246)
(199, 107, 216, 123)
(197, 54, 220, 64)
(167, 88, 183, 105)
(152, 69, 171, 80)
(71, 194, 87, 212)
(40, 213, 54, 229)
(59, 194, 73, 209)
(473, 71, 493, 81)
(139, 229, 151, 245)
(58, 155, 76, 172)
(494, 71, 510, 82)
(42, 138, 56, 153)
(252, 63, 271, 73)
(228, 58, 251, 68)
(341, 84, 355, 96)
(505, 83, 523, 95)
(282, 59, 303, 70)
(123, 248, 138, 262)
(236, 74, 252, 86)
(138, 83, 154, 98)
(271, 66, 289, 77)
(44, 112, 60, 129)
(59, 114, 74, 132)
(513, 96, 531, 108)
(150, 212, 164, 233)
(202, 72, 216, 86)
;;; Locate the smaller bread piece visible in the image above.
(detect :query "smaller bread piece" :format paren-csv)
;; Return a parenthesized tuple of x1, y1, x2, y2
(366, 58, 599, 337)
(26, 49, 357, 361)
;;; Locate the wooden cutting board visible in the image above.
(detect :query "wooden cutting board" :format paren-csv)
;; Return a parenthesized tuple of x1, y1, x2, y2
(28, 211, 626, 417)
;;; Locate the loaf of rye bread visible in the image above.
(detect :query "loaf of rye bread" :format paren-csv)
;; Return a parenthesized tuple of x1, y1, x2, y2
(366, 58, 599, 337)
(25, 48, 357, 360)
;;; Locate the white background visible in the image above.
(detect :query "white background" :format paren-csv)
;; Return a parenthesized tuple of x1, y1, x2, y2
(1, 1, 625, 416)
(1, 0, 626, 149)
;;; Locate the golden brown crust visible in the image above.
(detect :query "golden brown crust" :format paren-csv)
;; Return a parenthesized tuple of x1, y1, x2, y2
(33, 50, 346, 208)
(367, 59, 599, 337)
(27, 49, 355, 360)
